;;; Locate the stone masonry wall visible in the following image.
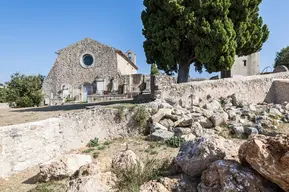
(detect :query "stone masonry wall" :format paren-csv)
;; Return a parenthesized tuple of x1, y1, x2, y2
(42, 38, 118, 98)
(0, 107, 138, 178)
(153, 72, 289, 104)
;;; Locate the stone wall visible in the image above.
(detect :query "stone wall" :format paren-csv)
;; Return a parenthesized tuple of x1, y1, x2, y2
(0, 107, 138, 178)
(117, 53, 137, 75)
(153, 72, 289, 104)
(230, 52, 260, 77)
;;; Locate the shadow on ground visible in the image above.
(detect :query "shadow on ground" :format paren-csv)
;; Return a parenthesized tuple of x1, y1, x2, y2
(23, 174, 40, 185)
(13, 99, 147, 112)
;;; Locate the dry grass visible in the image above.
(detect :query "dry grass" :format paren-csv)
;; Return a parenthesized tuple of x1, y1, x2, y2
(112, 158, 172, 192)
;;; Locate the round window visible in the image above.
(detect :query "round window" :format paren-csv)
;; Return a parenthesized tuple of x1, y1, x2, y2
(80, 53, 95, 68)
(83, 54, 94, 66)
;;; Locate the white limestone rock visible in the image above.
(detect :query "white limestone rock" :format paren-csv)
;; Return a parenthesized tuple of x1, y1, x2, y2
(112, 150, 143, 173)
(150, 129, 174, 141)
(39, 154, 92, 182)
(204, 100, 222, 112)
(175, 137, 226, 177)
(210, 111, 229, 127)
(67, 172, 117, 192)
(140, 180, 169, 192)
(150, 122, 168, 133)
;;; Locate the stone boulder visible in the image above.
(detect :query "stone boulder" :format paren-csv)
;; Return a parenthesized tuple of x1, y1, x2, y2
(173, 127, 192, 137)
(140, 181, 169, 192)
(285, 103, 289, 111)
(269, 108, 282, 117)
(150, 129, 174, 141)
(230, 124, 244, 138)
(198, 160, 279, 192)
(151, 122, 168, 133)
(67, 172, 117, 192)
(159, 119, 175, 130)
(39, 154, 92, 182)
(159, 176, 198, 192)
(181, 133, 197, 142)
(151, 109, 172, 123)
(227, 109, 237, 121)
(244, 127, 259, 136)
(191, 122, 203, 137)
(204, 100, 222, 111)
(193, 107, 214, 119)
(197, 116, 214, 129)
(239, 134, 289, 191)
(175, 118, 193, 127)
(210, 111, 229, 127)
(175, 137, 226, 177)
(71, 163, 100, 179)
(112, 150, 143, 173)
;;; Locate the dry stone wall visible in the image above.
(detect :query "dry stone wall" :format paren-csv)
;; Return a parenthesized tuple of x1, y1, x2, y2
(0, 107, 138, 178)
(153, 72, 289, 104)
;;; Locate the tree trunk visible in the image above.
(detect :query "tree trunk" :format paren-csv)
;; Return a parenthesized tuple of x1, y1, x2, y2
(177, 61, 190, 83)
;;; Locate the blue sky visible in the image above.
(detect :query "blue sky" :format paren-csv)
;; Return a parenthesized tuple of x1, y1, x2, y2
(0, 0, 288, 83)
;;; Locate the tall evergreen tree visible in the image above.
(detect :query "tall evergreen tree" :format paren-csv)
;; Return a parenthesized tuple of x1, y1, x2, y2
(142, 0, 269, 83)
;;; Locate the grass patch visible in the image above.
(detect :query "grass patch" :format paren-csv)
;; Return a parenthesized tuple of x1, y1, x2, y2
(165, 136, 185, 148)
(82, 148, 95, 154)
(112, 158, 172, 192)
(87, 137, 99, 147)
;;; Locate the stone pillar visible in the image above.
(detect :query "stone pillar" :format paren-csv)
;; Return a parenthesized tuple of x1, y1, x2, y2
(113, 79, 118, 92)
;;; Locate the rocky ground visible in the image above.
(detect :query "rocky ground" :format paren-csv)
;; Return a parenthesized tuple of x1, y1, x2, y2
(2, 93, 289, 191)
(0, 137, 178, 192)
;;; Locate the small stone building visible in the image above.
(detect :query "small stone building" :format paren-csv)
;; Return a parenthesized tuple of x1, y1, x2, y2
(42, 38, 147, 104)
(221, 52, 260, 78)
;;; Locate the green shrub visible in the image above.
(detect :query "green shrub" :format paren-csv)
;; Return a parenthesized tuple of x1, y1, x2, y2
(87, 137, 99, 147)
(165, 136, 185, 148)
(82, 148, 95, 154)
(134, 106, 150, 133)
(97, 145, 106, 150)
(103, 140, 113, 146)
(93, 152, 99, 159)
(112, 158, 171, 192)
(115, 106, 125, 122)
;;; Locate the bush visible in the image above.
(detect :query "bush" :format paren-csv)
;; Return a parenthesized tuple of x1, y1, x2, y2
(115, 106, 125, 122)
(165, 136, 185, 148)
(87, 137, 99, 147)
(5, 73, 44, 108)
(134, 106, 150, 133)
(150, 63, 160, 76)
(93, 152, 99, 159)
(0, 87, 7, 103)
(112, 158, 171, 192)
